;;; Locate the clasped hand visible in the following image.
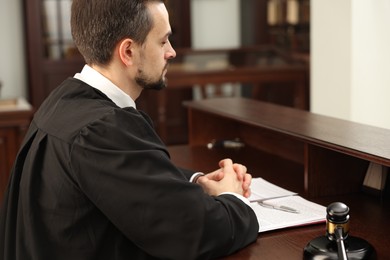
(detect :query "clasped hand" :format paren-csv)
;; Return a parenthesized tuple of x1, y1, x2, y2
(196, 159, 252, 198)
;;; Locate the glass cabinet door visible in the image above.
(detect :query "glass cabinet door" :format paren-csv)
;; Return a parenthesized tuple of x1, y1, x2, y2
(266, 0, 310, 52)
(41, 0, 76, 60)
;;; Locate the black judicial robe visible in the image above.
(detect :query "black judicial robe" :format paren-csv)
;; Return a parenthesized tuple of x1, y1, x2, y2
(0, 78, 258, 260)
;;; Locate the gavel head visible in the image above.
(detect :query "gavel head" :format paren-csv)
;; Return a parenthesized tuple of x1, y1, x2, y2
(326, 202, 350, 241)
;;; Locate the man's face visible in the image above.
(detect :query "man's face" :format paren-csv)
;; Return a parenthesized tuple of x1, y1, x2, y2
(135, 3, 176, 90)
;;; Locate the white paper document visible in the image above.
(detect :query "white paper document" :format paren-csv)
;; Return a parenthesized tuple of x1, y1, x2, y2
(248, 178, 326, 233)
(248, 178, 297, 202)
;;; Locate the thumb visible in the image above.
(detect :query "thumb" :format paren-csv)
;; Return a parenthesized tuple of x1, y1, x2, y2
(206, 170, 224, 181)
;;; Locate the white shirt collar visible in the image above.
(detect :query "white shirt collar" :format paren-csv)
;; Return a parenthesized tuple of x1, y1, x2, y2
(74, 65, 136, 109)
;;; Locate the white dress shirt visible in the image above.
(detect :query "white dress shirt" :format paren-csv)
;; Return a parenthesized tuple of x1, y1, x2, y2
(74, 65, 136, 109)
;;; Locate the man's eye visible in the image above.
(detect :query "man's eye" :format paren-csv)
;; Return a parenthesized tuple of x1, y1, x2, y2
(162, 39, 170, 46)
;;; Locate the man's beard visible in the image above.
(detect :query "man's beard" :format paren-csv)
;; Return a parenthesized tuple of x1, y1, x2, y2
(136, 76, 167, 90)
(135, 67, 168, 91)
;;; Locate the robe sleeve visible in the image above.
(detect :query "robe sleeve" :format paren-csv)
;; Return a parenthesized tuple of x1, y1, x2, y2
(69, 109, 258, 259)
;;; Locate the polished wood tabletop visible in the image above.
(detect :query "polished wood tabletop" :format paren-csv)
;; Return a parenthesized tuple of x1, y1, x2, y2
(168, 145, 390, 259)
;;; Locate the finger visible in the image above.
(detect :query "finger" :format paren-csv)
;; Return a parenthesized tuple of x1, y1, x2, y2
(243, 173, 252, 190)
(233, 163, 247, 181)
(241, 174, 252, 198)
(233, 164, 247, 174)
(219, 158, 233, 169)
(215, 170, 224, 181)
(243, 188, 251, 198)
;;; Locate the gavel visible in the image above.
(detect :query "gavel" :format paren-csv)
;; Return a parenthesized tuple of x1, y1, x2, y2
(303, 202, 376, 260)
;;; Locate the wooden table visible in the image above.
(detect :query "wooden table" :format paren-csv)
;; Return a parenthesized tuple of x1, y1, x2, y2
(168, 145, 389, 259)
(166, 97, 390, 259)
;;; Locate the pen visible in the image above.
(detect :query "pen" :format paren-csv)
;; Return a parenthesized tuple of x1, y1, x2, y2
(250, 194, 297, 203)
(207, 139, 245, 149)
(258, 202, 300, 214)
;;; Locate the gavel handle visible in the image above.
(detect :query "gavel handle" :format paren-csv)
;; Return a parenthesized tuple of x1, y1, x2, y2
(335, 227, 348, 260)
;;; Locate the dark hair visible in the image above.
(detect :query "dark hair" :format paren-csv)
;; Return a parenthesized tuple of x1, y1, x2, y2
(71, 0, 164, 65)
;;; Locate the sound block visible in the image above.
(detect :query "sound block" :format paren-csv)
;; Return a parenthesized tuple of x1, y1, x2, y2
(303, 235, 376, 260)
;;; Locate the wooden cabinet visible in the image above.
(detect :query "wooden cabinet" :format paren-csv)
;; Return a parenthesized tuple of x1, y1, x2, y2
(0, 99, 33, 202)
(241, 0, 310, 53)
(23, 0, 83, 108)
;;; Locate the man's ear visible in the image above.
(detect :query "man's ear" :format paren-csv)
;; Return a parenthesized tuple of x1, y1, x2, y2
(118, 38, 135, 66)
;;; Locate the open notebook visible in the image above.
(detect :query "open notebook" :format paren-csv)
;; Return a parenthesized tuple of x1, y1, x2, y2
(248, 178, 326, 233)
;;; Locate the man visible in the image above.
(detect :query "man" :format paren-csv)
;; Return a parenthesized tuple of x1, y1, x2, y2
(0, 0, 259, 259)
